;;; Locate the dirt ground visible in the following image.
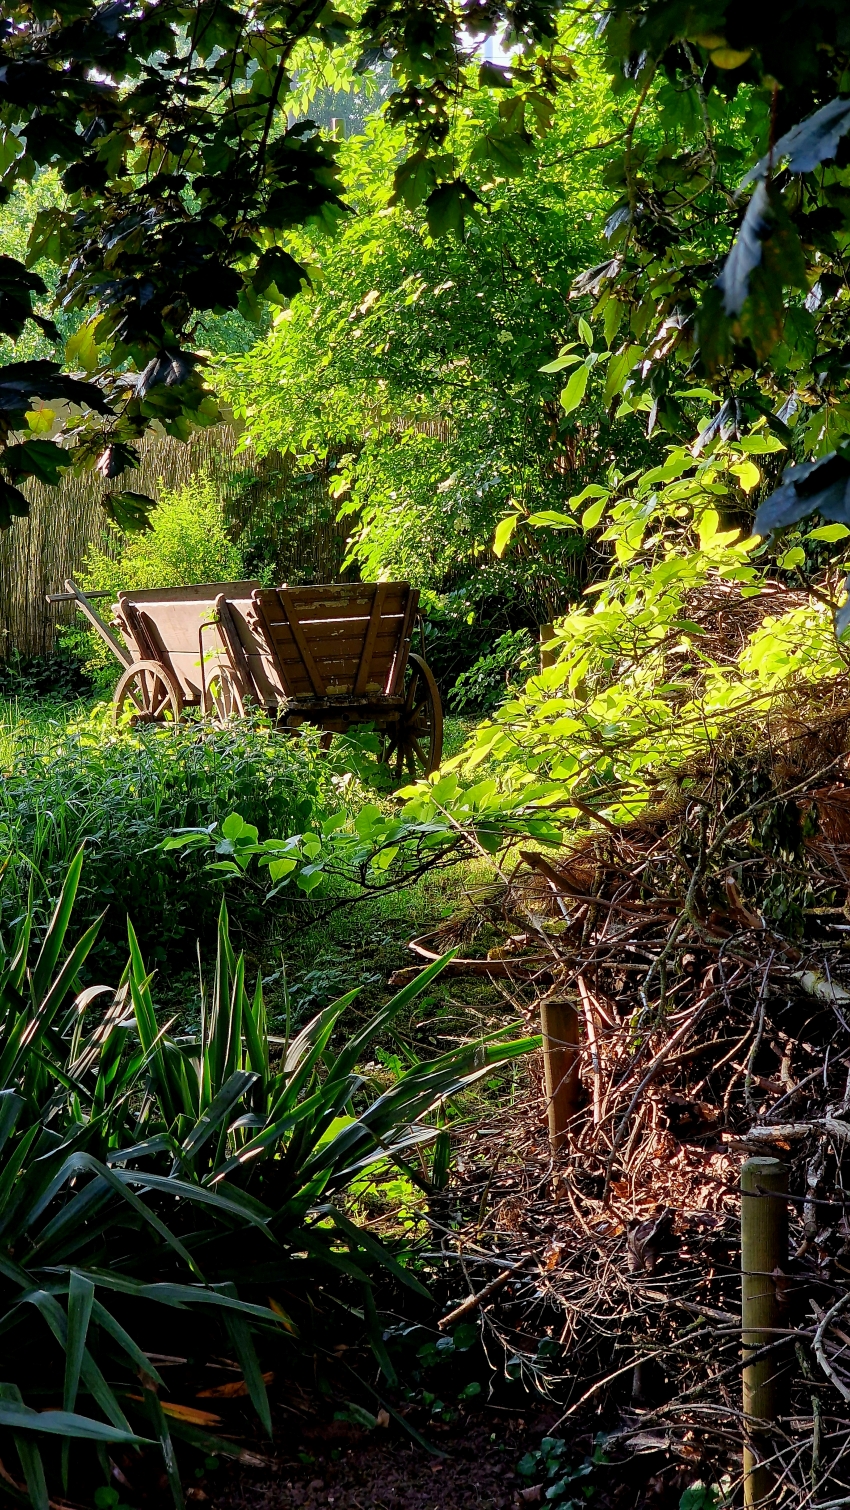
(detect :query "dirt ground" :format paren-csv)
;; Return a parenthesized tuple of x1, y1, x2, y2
(215, 1412, 546, 1510)
(210, 1400, 700, 1510)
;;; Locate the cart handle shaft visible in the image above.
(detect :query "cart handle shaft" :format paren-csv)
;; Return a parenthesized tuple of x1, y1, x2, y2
(46, 589, 112, 602)
(47, 578, 132, 669)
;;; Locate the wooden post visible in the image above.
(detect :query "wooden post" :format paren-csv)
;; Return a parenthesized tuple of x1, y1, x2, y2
(540, 995, 581, 1151)
(741, 1156, 788, 1509)
(540, 623, 556, 670)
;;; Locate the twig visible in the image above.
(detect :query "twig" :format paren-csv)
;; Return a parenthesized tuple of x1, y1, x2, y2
(437, 1267, 514, 1330)
(815, 1291, 850, 1404)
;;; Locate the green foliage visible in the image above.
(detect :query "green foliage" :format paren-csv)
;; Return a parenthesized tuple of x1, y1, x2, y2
(0, 857, 536, 1506)
(0, 645, 92, 702)
(314, 428, 850, 864)
(81, 471, 243, 593)
(0, 171, 67, 365)
(447, 630, 537, 714)
(161, 770, 562, 904)
(575, 3, 850, 471)
(0, 0, 564, 527)
(0, 705, 337, 962)
(679, 1483, 727, 1510)
(461, 541, 840, 826)
(516, 1435, 609, 1507)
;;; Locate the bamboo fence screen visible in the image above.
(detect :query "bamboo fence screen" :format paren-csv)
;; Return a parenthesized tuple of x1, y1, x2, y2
(0, 425, 346, 657)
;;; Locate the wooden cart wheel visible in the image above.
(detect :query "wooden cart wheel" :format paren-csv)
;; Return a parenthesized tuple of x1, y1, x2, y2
(113, 660, 183, 726)
(205, 665, 246, 725)
(383, 652, 443, 781)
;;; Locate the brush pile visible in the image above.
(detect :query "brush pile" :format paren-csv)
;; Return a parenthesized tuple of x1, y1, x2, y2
(424, 675, 850, 1507)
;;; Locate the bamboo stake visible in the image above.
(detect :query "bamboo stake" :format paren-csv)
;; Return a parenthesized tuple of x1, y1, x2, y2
(539, 623, 556, 670)
(540, 994, 581, 1151)
(741, 1155, 788, 1509)
(576, 975, 602, 1126)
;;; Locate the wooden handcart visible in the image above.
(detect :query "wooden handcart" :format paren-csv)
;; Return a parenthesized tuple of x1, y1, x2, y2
(48, 578, 444, 778)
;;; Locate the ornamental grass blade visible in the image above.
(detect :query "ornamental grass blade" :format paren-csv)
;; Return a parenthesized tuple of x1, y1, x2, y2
(35, 912, 105, 1032)
(114, 1167, 273, 1230)
(222, 1296, 273, 1436)
(243, 971, 268, 1085)
(28, 1170, 114, 1258)
(0, 1124, 41, 1235)
(305, 1034, 537, 1187)
(207, 899, 237, 1098)
(327, 953, 455, 1083)
(0, 1383, 48, 1510)
(89, 1297, 164, 1387)
(208, 1087, 326, 1183)
(62, 1271, 94, 1487)
(141, 1380, 184, 1510)
(127, 922, 174, 1105)
(0, 904, 104, 1086)
(26, 1151, 202, 1276)
(161, 1414, 273, 1467)
(8, 884, 32, 992)
(362, 1283, 397, 1385)
(0, 1400, 147, 1443)
(64, 1274, 94, 1411)
(88, 1272, 282, 1324)
(23, 1289, 133, 1436)
(0, 1090, 23, 1156)
(31, 846, 83, 1003)
(282, 990, 359, 1079)
(267, 994, 359, 1122)
(230, 953, 246, 1072)
(327, 1208, 430, 1297)
(180, 1069, 257, 1164)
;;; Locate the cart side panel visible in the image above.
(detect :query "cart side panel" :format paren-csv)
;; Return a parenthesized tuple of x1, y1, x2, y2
(111, 604, 145, 665)
(226, 596, 287, 706)
(115, 594, 233, 704)
(253, 584, 412, 696)
(386, 586, 419, 696)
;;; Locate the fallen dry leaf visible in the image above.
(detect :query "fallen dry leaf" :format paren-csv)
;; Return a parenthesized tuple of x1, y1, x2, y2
(197, 1371, 274, 1399)
(127, 1396, 222, 1426)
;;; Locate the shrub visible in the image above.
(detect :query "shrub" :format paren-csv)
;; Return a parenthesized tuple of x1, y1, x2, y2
(0, 644, 93, 701)
(0, 857, 536, 1508)
(447, 629, 537, 715)
(60, 472, 245, 689)
(0, 706, 338, 964)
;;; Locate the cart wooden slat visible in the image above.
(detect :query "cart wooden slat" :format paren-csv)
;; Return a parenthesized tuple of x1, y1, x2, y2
(248, 582, 417, 701)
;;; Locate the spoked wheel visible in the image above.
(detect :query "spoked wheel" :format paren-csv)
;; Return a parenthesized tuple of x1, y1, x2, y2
(113, 660, 183, 726)
(383, 652, 443, 781)
(205, 664, 245, 725)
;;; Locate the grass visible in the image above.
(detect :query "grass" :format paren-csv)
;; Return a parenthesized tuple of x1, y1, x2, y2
(0, 696, 483, 1031)
(0, 694, 500, 1067)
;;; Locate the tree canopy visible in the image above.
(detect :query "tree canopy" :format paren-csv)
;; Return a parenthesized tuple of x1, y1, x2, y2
(3, 0, 850, 542)
(221, 87, 629, 628)
(0, 0, 563, 526)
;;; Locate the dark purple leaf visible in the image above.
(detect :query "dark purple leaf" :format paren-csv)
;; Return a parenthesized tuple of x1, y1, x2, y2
(754, 451, 850, 535)
(716, 182, 771, 316)
(741, 96, 850, 187)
